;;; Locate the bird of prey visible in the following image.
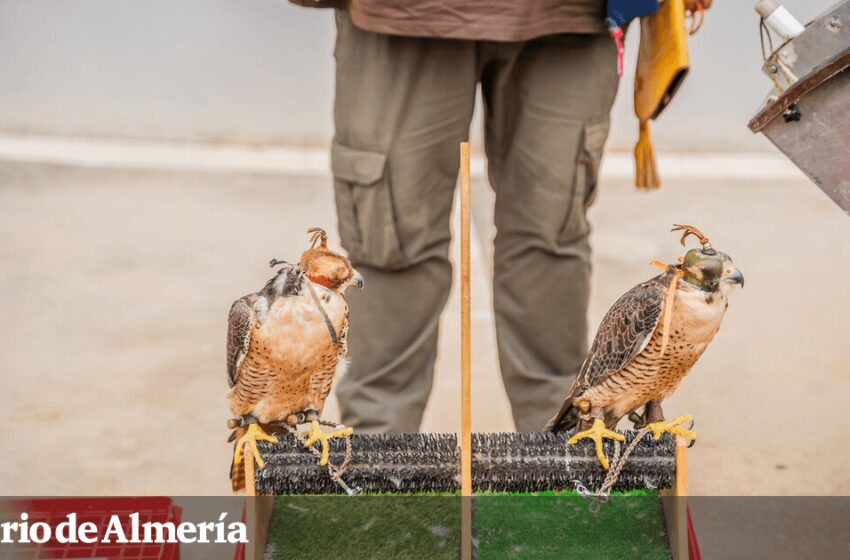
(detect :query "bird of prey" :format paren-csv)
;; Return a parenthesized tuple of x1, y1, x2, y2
(227, 228, 363, 488)
(545, 225, 743, 469)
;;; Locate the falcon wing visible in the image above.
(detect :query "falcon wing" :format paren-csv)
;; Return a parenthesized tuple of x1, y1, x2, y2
(226, 296, 256, 388)
(579, 277, 667, 388)
(545, 274, 668, 432)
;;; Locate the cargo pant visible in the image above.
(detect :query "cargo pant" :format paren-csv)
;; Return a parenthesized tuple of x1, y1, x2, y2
(332, 11, 620, 432)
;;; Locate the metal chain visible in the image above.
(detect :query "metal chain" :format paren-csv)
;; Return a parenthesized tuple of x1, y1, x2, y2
(282, 421, 359, 496)
(317, 420, 357, 496)
(574, 427, 652, 514)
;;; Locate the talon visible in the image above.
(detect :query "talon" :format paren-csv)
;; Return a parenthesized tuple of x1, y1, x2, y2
(647, 414, 697, 443)
(300, 420, 354, 466)
(567, 418, 625, 470)
(233, 423, 278, 469)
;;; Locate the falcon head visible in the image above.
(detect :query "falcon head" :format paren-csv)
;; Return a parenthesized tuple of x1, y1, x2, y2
(298, 228, 364, 293)
(672, 224, 744, 292)
(681, 249, 744, 292)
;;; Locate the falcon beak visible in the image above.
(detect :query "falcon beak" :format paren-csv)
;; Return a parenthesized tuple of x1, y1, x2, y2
(727, 267, 744, 288)
(353, 271, 365, 290)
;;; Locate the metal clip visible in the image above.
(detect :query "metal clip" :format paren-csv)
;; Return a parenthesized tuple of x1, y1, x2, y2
(572, 480, 609, 514)
(332, 476, 360, 497)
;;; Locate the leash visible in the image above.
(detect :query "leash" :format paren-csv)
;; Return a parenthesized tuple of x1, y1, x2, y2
(305, 279, 341, 350)
(573, 427, 653, 514)
(281, 422, 358, 496)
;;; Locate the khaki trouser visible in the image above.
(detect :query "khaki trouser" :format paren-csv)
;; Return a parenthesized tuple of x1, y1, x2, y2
(332, 11, 619, 432)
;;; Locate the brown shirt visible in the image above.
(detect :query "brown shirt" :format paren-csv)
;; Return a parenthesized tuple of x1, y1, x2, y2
(292, 1, 607, 41)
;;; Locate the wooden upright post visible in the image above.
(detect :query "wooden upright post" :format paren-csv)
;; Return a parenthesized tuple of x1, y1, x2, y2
(459, 142, 473, 560)
(242, 443, 274, 560)
(243, 443, 258, 560)
(661, 436, 690, 560)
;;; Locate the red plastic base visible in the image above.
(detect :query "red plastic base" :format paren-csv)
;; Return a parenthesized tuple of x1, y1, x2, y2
(11, 497, 181, 560)
(688, 505, 702, 560)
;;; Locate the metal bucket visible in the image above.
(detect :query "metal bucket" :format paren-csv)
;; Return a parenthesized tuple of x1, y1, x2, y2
(749, 1, 850, 214)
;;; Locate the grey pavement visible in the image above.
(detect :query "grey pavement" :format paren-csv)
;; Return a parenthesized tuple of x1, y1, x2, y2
(0, 157, 848, 497)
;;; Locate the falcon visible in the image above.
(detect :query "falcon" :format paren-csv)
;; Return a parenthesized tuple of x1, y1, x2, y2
(545, 225, 744, 469)
(227, 228, 363, 488)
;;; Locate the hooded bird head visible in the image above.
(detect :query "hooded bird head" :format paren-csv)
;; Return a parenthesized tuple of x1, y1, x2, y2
(297, 228, 364, 293)
(672, 224, 744, 292)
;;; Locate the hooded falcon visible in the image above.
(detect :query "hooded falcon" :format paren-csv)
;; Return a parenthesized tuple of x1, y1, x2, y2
(545, 225, 744, 469)
(227, 228, 363, 488)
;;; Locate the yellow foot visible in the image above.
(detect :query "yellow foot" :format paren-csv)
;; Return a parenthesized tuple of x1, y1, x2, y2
(567, 418, 625, 470)
(233, 423, 278, 469)
(300, 420, 354, 466)
(647, 415, 697, 442)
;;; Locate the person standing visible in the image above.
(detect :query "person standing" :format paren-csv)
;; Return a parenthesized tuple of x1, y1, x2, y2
(290, 0, 704, 432)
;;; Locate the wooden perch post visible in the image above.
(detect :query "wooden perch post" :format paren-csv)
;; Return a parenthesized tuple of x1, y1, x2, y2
(661, 436, 690, 560)
(459, 141, 473, 560)
(243, 442, 273, 560)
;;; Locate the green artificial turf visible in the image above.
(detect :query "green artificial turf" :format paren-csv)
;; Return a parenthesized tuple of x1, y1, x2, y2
(267, 495, 460, 560)
(475, 490, 671, 560)
(266, 491, 671, 560)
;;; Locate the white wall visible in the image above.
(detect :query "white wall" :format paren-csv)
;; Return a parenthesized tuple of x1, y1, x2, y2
(0, 0, 832, 151)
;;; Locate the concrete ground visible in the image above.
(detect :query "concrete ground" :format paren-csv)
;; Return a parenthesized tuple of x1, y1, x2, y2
(0, 153, 848, 499)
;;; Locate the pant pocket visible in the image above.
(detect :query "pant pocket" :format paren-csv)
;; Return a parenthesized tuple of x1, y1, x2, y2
(559, 119, 610, 244)
(331, 140, 407, 269)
